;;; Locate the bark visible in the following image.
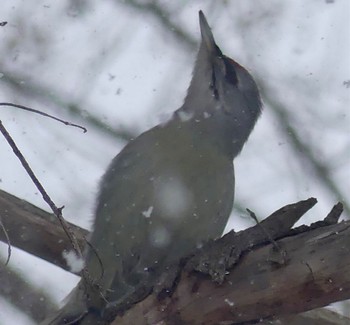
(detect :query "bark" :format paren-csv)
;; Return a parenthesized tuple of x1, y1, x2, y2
(113, 215, 350, 324)
(0, 189, 88, 273)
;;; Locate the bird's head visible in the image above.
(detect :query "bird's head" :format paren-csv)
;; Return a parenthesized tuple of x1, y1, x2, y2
(177, 11, 262, 157)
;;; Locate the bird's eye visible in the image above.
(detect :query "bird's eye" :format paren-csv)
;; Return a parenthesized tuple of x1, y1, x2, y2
(223, 58, 238, 86)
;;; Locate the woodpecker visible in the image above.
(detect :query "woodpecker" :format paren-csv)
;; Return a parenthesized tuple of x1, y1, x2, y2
(42, 11, 262, 324)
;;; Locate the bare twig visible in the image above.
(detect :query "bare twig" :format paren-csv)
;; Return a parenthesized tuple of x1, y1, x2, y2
(246, 208, 281, 253)
(0, 120, 84, 261)
(0, 102, 87, 133)
(85, 240, 105, 282)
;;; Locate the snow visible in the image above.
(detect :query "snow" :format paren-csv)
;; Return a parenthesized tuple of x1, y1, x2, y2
(142, 206, 154, 218)
(177, 110, 194, 122)
(62, 250, 84, 273)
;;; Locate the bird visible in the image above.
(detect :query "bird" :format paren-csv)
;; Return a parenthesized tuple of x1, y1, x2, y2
(41, 10, 262, 324)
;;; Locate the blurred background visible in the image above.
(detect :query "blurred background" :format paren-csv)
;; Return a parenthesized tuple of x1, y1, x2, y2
(0, 0, 349, 323)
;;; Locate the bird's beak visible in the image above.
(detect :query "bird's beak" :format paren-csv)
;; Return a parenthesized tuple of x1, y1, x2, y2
(199, 11, 221, 57)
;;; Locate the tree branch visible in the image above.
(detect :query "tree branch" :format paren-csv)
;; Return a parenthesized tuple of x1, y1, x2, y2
(0, 189, 349, 324)
(114, 217, 350, 324)
(0, 255, 57, 322)
(0, 189, 88, 272)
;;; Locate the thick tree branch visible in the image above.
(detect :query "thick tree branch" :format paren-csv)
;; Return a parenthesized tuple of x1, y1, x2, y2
(0, 189, 349, 324)
(0, 189, 88, 272)
(113, 217, 350, 324)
